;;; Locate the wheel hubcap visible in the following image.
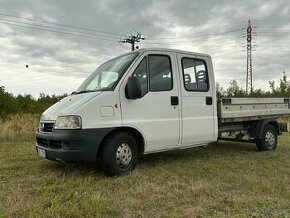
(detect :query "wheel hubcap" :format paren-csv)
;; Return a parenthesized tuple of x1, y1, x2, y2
(116, 143, 132, 168)
(265, 131, 275, 147)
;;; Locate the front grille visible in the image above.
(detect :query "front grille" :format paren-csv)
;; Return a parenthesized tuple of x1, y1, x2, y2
(50, 140, 62, 149)
(37, 137, 62, 149)
(37, 138, 48, 146)
(40, 122, 54, 132)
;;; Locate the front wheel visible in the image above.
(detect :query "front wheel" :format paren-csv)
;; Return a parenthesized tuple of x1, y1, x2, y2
(101, 132, 139, 177)
(256, 125, 278, 151)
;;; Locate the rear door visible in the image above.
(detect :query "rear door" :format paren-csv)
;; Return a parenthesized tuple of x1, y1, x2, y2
(177, 53, 216, 145)
(121, 51, 180, 152)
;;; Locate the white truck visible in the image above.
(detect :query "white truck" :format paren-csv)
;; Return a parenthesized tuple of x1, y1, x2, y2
(36, 48, 290, 176)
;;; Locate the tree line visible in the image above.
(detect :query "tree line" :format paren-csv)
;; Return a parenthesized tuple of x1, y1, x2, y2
(217, 71, 290, 98)
(0, 72, 289, 119)
(0, 86, 67, 119)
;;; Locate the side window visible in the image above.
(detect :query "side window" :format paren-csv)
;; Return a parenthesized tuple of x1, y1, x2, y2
(182, 58, 209, 91)
(148, 55, 172, 91)
(132, 57, 148, 96)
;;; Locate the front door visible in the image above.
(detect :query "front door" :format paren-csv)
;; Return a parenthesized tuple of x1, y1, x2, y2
(121, 51, 180, 152)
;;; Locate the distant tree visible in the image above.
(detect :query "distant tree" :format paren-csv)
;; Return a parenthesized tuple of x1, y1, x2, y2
(251, 88, 267, 97)
(16, 94, 36, 113)
(0, 86, 19, 118)
(216, 82, 225, 98)
(225, 80, 246, 97)
(269, 71, 290, 97)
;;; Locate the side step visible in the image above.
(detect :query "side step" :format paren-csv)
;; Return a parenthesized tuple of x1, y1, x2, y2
(218, 137, 256, 144)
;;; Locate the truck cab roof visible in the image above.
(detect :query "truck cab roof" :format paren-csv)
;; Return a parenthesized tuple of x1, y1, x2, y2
(130, 47, 211, 58)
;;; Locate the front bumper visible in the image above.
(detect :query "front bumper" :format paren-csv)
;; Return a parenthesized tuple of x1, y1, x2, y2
(36, 128, 114, 162)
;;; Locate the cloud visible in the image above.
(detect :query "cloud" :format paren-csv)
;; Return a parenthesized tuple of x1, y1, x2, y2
(0, 0, 290, 97)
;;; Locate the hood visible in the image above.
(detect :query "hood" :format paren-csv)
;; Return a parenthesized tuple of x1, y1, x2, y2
(41, 92, 102, 121)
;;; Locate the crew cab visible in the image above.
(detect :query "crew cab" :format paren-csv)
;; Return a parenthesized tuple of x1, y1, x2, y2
(36, 48, 290, 176)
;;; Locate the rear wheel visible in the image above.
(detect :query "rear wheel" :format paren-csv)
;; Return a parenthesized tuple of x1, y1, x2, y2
(256, 125, 277, 151)
(101, 132, 139, 177)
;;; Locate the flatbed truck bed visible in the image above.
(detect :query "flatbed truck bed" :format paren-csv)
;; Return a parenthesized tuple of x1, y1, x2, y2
(218, 98, 290, 123)
(217, 97, 290, 146)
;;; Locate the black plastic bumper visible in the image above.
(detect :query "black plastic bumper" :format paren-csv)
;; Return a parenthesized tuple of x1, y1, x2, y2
(35, 128, 114, 162)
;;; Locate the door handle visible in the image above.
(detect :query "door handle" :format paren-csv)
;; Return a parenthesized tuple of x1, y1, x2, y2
(206, 96, 212, 105)
(171, 96, 179, 106)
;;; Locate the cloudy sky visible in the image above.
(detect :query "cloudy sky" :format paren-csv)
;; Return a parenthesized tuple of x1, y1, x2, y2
(0, 0, 289, 97)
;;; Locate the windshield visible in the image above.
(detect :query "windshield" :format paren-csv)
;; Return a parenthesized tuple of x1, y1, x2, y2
(75, 52, 138, 93)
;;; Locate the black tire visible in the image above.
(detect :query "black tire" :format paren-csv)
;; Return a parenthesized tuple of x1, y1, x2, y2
(101, 131, 139, 177)
(256, 125, 277, 151)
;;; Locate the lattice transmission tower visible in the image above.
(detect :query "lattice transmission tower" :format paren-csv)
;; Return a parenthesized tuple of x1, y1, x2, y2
(246, 20, 253, 95)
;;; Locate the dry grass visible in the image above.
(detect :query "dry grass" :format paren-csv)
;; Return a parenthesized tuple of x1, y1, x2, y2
(0, 114, 39, 142)
(0, 135, 290, 217)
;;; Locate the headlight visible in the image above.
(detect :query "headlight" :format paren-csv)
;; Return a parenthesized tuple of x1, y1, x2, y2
(54, 116, 82, 129)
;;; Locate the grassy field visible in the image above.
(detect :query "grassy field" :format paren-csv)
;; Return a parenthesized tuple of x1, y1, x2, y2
(0, 135, 290, 217)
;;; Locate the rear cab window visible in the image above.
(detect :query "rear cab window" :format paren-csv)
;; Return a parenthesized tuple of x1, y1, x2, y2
(181, 57, 209, 92)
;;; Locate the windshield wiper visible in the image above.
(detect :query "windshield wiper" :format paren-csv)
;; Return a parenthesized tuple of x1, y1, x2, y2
(71, 90, 95, 95)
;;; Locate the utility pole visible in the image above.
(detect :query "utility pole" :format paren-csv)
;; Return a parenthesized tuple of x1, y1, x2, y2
(246, 20, 253, 95)
(120, 32, 145, 51)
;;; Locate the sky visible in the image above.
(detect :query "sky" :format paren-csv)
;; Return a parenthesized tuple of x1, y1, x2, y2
(0, 0, 290, 97)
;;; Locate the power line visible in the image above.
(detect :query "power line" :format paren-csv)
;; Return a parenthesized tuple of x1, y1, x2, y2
(211, 51, 243, 58)
(0, 20, 118, 42)
(140, 35, 243, 47)
(0, 12, 245, 46)
(142, 36, 243, 48)
(206, 45, 243, 54)
(256, 31, 290, 34)
(0, 17, 120, 39)
(146, 28, 244, 40)
(256, 41, 290, 44)
(151, 32, 244, 43)
(0, 12, 122, 36)
(251, 19, 289, 23)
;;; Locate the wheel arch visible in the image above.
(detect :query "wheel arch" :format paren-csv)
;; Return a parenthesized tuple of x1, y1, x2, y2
(96, 126, 145, 159)
(252, 119, 280, 140)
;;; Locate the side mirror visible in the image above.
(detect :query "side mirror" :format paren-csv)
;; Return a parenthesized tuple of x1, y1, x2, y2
(125, 76, 142, 99)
